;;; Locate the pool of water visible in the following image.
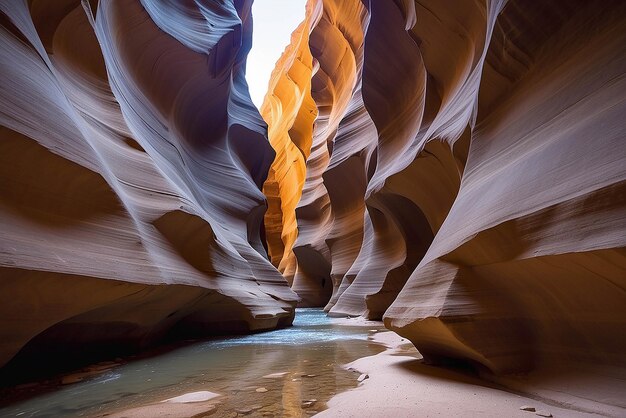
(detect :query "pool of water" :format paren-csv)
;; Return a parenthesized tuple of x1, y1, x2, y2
(0, 309, 385, 417)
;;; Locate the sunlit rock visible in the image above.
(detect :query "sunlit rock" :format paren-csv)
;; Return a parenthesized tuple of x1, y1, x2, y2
(260, 3, 317, 286)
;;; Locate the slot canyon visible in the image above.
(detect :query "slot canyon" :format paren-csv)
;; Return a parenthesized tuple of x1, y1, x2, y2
(0, 0, 625, 417)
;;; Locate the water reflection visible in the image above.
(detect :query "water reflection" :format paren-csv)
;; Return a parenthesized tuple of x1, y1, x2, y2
(0, 309, 385, 417)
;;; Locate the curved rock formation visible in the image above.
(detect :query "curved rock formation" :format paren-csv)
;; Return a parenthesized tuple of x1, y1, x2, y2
(0, 0, 297, 373)
(260, 5, 317, 285)
(290, 0, 371, 307)
(263, 0, 626, 381)
(1, 0, 625, 399)
(385, 0, 626, 375)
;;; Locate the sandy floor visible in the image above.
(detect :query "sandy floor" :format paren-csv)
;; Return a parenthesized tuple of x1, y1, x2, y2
(316, 330, 620, 418)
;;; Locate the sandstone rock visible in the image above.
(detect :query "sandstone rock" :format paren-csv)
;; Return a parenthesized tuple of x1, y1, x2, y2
(0, 0, 296, 371)
(106, 402, 218, 418)
(535, 411, 552, 417)
(60, 374, 84, 385)
(262, 0, 626, 386)
(290, 0, 373, 309)
(162, 391, 221, 404)
(262, 372, 288, 379)
(1, 3, 625, 413)
(302, 399, 317, 408)
(383, 0, 626, 375)
(357, 373, 369, 382)
(260, 7, 317, 288)
(255, 387, 268, 393)
(520, 406, 536, 412)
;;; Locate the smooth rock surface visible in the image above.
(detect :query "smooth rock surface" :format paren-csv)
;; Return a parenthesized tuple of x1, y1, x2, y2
(259, 0, 626, 412)
(261, 4, 317, 287)
(1, 1, 625, 414)
(0, 0, 297, 373)
(162, 391, 221, 404)
(262, 0, 626, 383)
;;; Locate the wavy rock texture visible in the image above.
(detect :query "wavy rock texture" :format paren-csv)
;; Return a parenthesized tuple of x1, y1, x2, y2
(1, 0, 625, 401)
(265, 0, 626, 381)
(289, 0, 372, 307)
(260, 5, 317, 286)
(383, 0, 626, 376)
(0, 0, 297, 372)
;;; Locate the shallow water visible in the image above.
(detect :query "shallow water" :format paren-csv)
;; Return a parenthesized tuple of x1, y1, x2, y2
(0, 309, 385, 417)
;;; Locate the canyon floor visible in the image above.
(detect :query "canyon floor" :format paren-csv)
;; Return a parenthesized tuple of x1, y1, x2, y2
(0, 309, 382, 417)
(2, 311, 621, 418)
(321, 323, 623, 418)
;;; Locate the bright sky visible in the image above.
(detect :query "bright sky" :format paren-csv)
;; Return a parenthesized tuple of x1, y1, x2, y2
(247, 0, 307, 109)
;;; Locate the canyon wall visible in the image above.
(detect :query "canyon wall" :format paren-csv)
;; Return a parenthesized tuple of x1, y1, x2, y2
(0, 0, 297, 373)
(265, 0, 626, 377)
(260, 4, 317, 286)
(1, 0, 625, 390)
(384, 0, 626, 375)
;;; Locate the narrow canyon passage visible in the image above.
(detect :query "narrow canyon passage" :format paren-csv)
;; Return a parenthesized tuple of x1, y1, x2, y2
(0, 0, 625, 417)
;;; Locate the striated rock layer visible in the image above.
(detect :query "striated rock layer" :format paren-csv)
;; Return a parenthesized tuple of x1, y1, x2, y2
(382, 0, 626, 376)
(292, 0, 371, 307)
(0, 0, 297, 374)
(260, 4, 317, 286)
(264, 0, 626, 385)
(1, 0, 625, 401)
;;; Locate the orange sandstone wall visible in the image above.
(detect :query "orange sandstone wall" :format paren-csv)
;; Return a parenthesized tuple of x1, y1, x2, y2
(260, 4, 317, 285)
(291, 0, 371, 307)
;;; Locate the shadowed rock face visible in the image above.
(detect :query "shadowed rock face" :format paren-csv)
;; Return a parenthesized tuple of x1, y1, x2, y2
(383, 0, 626, 375)
(264, 0, 626, 377)
(0, 0, 297, 373)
